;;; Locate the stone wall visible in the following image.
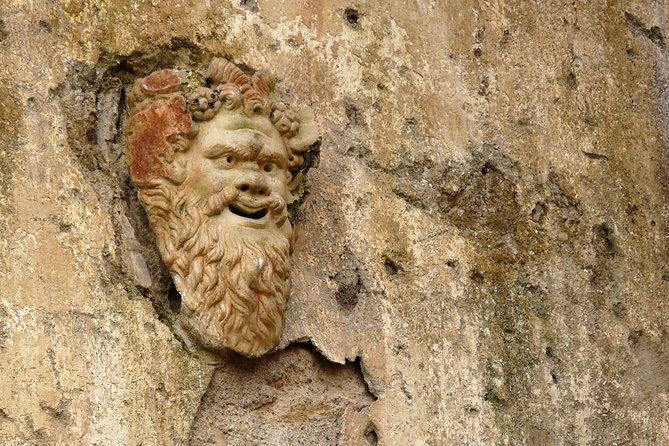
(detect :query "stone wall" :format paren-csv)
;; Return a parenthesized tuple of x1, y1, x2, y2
(1, 1, 668, 445)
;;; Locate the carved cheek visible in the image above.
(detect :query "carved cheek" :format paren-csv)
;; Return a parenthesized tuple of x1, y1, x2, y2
(189, 158, 205, 180)
(188, 159, 210, 194)
(209, 169, 240, 194)
(267, 171, 290, 197)
(187, 159, 229, 198)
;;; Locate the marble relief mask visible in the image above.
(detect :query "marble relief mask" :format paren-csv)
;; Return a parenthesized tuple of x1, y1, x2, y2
(125, 59, 319, 357)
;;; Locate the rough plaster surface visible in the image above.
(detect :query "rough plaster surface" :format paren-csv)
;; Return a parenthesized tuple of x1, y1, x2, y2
(188, 345, 375, 445)
(1, 1, 668, 445)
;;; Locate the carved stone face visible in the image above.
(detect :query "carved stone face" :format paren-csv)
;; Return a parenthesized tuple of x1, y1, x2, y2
(124, 59, 319, 358)
(170, 110, 294, 357)
(183, 111, 293, 241)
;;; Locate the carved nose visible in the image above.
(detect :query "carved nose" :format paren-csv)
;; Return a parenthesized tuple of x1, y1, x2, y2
(236, 173, 270, 196)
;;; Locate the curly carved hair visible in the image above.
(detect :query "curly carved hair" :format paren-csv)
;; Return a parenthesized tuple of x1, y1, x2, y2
(125, 58, 320, 188)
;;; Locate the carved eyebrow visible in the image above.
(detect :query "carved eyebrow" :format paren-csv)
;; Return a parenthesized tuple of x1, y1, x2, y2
(257, 151, 282, 163)
(203, 144, 249, 159)
(204, 143, 287, 165)
(258, 148, 289, 168)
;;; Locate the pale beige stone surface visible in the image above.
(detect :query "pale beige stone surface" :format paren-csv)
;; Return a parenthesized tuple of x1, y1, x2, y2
(1, 1, 668, 445)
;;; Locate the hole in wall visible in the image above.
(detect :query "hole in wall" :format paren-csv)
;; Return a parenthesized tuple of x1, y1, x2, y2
(333, 266, 363, 311)
(364, 422, 379, 445)
(612, 300, 628, 318)
(345, 100, 366, 127)
(0, 20, 8, 43)
(38, 20, 52, 33)
(469, 270, 485, 284)
(591, 223, 616, 258)
(240, 0, 259, 13)
(531, 202, 546, 223)
(383, 257, 400, 275)
(566, 70, 578, 89)
(480, 161, 497, 176)
(628, 329, 643, 346)
(625, 11, 666, 49)
(344, 8, 361, 28)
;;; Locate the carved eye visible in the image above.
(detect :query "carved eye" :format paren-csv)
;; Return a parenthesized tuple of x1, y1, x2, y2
(263, 163, 275, 173)
(217, 154, 235, 168)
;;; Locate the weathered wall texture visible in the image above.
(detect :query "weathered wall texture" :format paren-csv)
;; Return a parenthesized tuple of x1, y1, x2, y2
(1, 0, 668, 445)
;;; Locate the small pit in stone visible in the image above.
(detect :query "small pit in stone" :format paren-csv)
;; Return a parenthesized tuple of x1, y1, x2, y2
(383, 257, 400, 275)
(240, 0, 259, 13)
(365, 422, 379, 445)
(229, 204, 268, 220)
(592, 223, 615, 258)
(470, 270, 485, 284)
(333, 266, 363, 311)
(344, 8, 361, 28)
(0, 20, 7, 43)
(465, 405, 479, 416)
(480, 161, 497, 176)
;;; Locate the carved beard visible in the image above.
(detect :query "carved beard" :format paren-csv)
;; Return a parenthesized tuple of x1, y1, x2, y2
(146, 184, 291, 357)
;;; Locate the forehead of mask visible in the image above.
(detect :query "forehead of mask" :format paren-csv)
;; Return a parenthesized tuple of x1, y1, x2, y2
(190, 109, 288, 163)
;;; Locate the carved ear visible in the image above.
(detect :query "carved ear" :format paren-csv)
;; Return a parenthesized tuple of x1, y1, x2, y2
(125, 96, 192, 186)
(286, 106, 320, 154)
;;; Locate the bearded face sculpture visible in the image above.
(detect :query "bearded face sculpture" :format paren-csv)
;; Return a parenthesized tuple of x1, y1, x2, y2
(124, 59, 319, 357)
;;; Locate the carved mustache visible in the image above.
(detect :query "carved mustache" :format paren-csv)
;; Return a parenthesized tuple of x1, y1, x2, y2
(204, 185, 288, 226)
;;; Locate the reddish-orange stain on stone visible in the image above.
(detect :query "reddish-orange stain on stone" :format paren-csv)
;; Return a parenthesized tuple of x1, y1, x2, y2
(142, 69, 182, 95)
(125, 95, 191, 185)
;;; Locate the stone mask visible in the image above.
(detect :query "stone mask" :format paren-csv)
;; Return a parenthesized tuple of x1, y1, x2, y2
(124, 59, 319, 357)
